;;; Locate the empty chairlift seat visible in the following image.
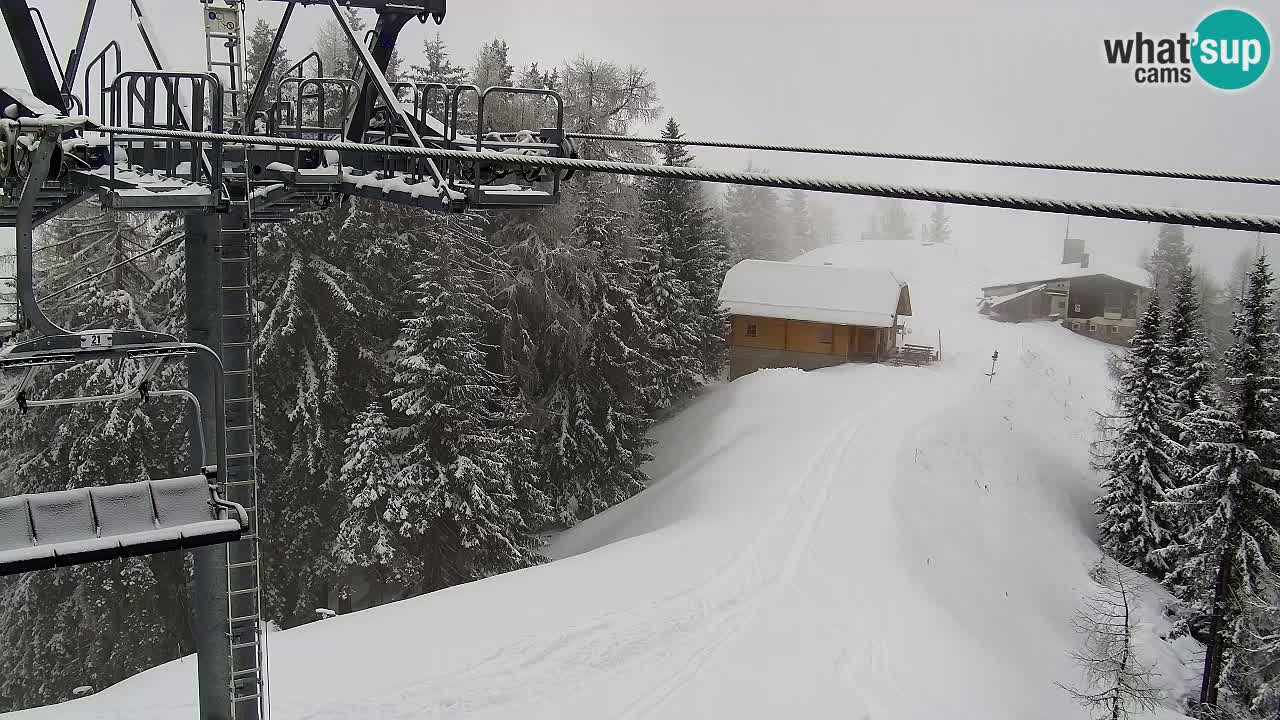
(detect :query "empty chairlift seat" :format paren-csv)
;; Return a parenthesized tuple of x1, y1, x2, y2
(0, 475, 247, 576)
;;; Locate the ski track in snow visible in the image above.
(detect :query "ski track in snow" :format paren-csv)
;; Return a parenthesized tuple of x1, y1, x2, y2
(5, 241, 1204, 720)
(615, 413, 869, 719)
(312, 387, 930, 720)
(331, 410, 878, 719)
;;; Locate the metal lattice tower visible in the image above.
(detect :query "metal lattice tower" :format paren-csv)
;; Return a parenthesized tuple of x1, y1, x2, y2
(202, 2, 266, 717)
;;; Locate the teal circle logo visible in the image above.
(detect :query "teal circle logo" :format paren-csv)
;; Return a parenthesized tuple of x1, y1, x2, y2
(1193, 9, 1270, 90)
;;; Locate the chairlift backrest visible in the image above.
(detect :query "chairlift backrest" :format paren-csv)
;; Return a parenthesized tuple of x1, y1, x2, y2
(28, 488, 96, 545)
(0, 475, 247, 577)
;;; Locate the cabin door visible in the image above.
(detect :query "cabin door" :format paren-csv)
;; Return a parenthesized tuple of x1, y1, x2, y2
(850, 327, 877, 357)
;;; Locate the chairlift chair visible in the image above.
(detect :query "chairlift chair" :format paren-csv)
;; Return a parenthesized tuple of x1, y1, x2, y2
(0, 329, 247, 577)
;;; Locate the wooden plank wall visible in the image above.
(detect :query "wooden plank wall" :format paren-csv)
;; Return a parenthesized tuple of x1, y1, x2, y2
(731, 316, 787, 350)
(731, 315, 893, 359)
(731, 316, 850, 356)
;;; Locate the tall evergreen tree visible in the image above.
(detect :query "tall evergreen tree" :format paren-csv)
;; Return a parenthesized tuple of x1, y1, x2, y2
(1146, 224, 1193, 310)
(1164, 255, 1280, 711)
(637, 118, 730, 402)
(876, 199, 914, 241)
(244, 18, 292, 128)
(1152, 269, 1218, 585)
(810, 199, 838, 245)
(314, 9, 365, 81)
(497, 174, 653, 524)
(1166, 269, 1216, 429)
(925, 203, 951, 244)
(333, 403, 411, 596)
(547, 173, 654, 521)
(387, 215, 547, 589)
(472, 38, 515, 90)
(723, 177, 784, 262)
(785, 190, 816, 258)
(409, 32, 468, 86)
(256, 201, 402, 627)
(1097, 298, 1182, 575)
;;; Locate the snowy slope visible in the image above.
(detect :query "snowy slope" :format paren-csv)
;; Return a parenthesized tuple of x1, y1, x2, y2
(7, 241, 1200, 719)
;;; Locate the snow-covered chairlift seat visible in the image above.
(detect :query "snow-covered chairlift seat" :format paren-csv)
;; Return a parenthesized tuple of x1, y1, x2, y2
(0, 474, 247, 576)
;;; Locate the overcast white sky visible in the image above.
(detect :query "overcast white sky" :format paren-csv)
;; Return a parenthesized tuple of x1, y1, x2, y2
(2, 0, 1277, 282)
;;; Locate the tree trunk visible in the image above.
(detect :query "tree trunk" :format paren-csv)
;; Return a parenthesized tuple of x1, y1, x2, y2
(1200, 540, 1236, 708)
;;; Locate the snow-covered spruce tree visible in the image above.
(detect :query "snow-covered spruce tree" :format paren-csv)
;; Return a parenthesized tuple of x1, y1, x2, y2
(1163, 255, 1280, 712)
(723, 176, 785, 263)
(1166, 269, 1217, 440)
(406, 32, 468, 122)
(786, 190, 816, 257)
(497, 174, 653, 524)
(1146, 224, 1193, 310)
(636, 117, 730, 404)
(636, 225, 701, 410)
(876, 199, 915, 242)
(332, 403, 416, 602)
(925, 203, 951, 244)
(1097, 297, 1182, 575)
(244, 19, 291, 129)
(386, 214, 547, 591)
(1151, 269, 1220, 582)
(408, 31, 469, 90)
(548, 173, 654, 522)
(810, 199, 838, 245)
(0, 206, 192, 710)
(256, 200, 405, 628)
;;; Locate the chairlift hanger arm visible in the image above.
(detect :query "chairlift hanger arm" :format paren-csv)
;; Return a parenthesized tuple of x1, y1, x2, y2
(16, 130, 69, 336)
(325, 0, 423, 147)
(0, 335, 226, 469)
(63, 0, 99, 98)
(341, 7, 411, 143)
(0, 0, 66, 113)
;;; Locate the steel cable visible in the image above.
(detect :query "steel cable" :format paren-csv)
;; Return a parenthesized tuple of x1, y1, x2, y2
(92, 125, 1280, 234)
(567, 131, 1280, 188)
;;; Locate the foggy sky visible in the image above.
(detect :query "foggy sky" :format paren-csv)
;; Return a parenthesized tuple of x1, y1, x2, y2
(2, 0, 1277, 283)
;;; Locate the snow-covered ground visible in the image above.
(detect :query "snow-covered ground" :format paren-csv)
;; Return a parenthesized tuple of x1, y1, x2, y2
(8, 241, 1201, 719)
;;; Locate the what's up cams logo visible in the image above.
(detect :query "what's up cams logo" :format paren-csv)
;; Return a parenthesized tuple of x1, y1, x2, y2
(1104, 9, 1270, 90)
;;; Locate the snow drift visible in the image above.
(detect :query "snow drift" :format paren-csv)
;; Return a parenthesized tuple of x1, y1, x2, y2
(6, 241, 1200, 719)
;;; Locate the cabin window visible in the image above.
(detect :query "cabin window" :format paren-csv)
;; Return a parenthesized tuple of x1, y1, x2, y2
(1073, 304, 1082, 314)
(816, 325, 833, 344)
(1088, 323, 1098, 333)
(1109, 325, 1119, 334)
(1071, 321, 1082, 331)
(745, 323, 758, 338)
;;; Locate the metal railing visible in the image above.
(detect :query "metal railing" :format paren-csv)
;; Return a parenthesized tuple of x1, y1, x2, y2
(103, 71, 224, 190)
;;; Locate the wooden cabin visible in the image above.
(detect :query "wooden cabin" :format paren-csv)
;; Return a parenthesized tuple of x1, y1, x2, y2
(719, 260, 912, 380)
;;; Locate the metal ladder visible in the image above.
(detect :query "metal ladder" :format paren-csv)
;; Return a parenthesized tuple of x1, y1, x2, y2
(203, 2, 266, 718)
(202, 0, 250, 132)
(219, 206, 264, 720)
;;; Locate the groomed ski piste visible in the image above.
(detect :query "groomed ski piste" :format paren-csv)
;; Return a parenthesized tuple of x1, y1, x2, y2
(8, 239, 1205, 720)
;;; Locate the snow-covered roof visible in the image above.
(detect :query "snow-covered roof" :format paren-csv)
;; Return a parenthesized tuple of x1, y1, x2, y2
(719, 260, 909, 328)
(981, 263, 1149, 291)
(987, 283, 1046, 308)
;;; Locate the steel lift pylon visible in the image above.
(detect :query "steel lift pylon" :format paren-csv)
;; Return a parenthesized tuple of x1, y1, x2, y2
(0, 1, 576, 718)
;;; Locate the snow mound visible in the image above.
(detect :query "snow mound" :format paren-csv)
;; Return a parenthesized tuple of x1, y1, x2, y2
(6, 241, 1198, 720)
